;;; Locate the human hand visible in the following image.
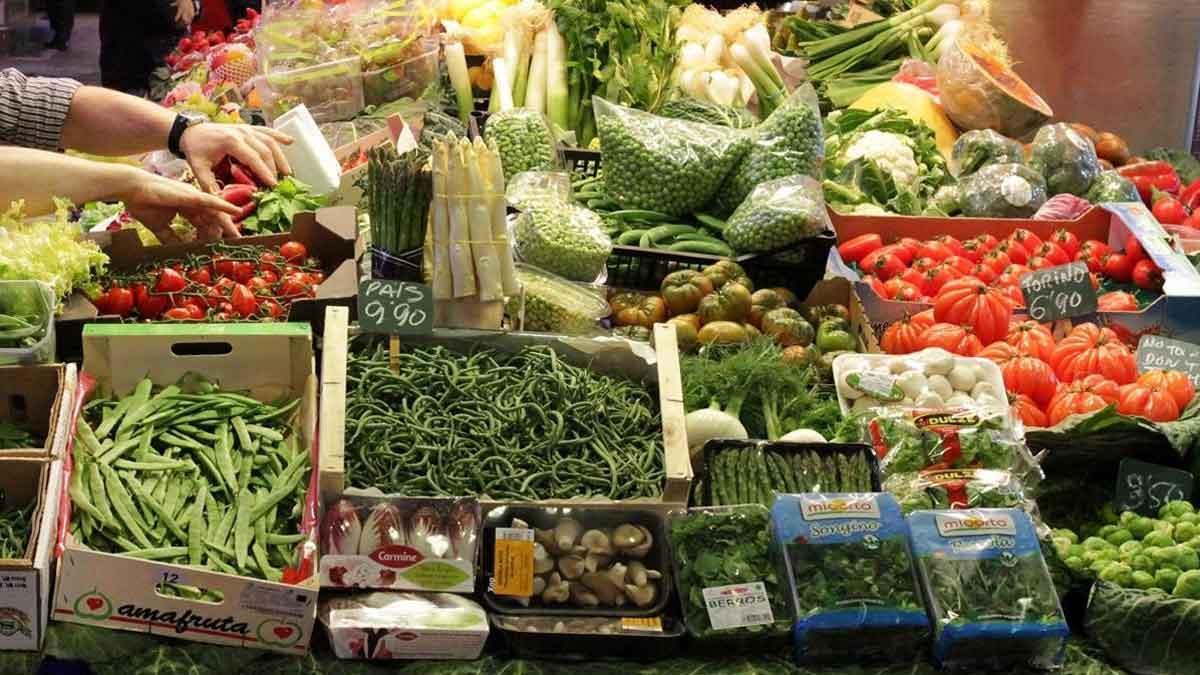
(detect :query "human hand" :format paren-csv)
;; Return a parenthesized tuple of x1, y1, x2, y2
(180, 124, 293, 194)
(117, 169, 241, 243)
(175, 0, 196, 25)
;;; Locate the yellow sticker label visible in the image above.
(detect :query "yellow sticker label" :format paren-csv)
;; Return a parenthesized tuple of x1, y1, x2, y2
(621, 616, 664, 633)
(388, 336, 401, 375)
(492, 528, 534, 597)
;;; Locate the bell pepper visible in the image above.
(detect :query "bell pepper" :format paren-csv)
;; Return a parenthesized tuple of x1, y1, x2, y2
(1180, 178, 1200, 213)
(1117, 161, 1181, 204)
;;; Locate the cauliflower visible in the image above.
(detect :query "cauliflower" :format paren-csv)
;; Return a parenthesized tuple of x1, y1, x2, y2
(843, 131, 920, 190)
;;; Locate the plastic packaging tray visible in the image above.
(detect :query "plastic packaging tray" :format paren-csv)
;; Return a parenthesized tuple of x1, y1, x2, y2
(256, 56, 365, 124)
(480, 504, 671, 618)
(692, 440, 882, 508)
(832, 349, 1008, 418)
(491, 614, 685, 661)
(362, 39, 439, 106)
(0, 281, 55, 366)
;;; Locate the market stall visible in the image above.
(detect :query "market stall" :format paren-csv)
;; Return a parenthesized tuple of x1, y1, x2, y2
(7, 0, 1200, 673)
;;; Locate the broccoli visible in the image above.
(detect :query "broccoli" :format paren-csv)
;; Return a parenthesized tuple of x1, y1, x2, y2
(1085, 170, 1141, 203)
(952, 129, 1025, 177)
(484, 109, 559, 180)
(1173, 569, 1200, 599)
(512, 200, 612, 283)
(595, 97, 749, 218)
(1028, 123, 1102, 196)
(724, 175, 830, 254)
(715, 89, 824, 215)
(958, 163, 1048, 218)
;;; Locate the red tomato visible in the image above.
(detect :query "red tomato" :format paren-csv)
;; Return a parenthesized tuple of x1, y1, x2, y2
(999, 241, 1029, 265)
(943, 255, 974, 275)
(1027, 256, 1051, 270)
(1003, 264, 1033, 279)
(1008, 228, 1044, 254)
(863, 274, 887, 298)
(970, 263, 997, 284)
(219, 302, 234, 315)
(1004, 284, 1025, 307)
(92, 289, 113, 315)
(933, 277, 1014, 345)
(230, 284, 258, 318)
(1132, 258, 1164, 291)
(917, 239, 953, 261)
(248, 277, 272, 294)
(884, 277, 922, 302)
(306, 271, 325, 286)
(981, 249, 1011, 274)
(1124, 234, 1146, 262)
(837, 234, 884, 264)
(1152, 196, 1188, 225)
(154, 268, 187, 293)
(973, 234, 1000, 252)
(896, 237, 923, 260)
(1050, 229, 1081, 258)
(137, 291, 169, 320)
(187, 267, 212, 285)
(900, 268, 927, 292)
(259, 252, 282, 275)
(1078, 252, 1105, 274)
(186, 303, 205, 320)
(861, 247, 907, 280)
(212, 256, 236, 279)
(1032, 242, 1070, 266)
(1079, 240, 1110, 261)
(261, 269, 280, 284)
(960, 238, 987, 263)
(1098, 291, 1139, 312)
(912, 256, 938, 273)
(260, 299, 285, 319)
(164, 307, 192, 321)
(934, 235, 967, 257)
(923, 264, 962, 296)
(107, 287, 134, 317)
(1102, 253, 1135, 283)
(233, 262, 255, 284)
(279, 241, 308, 263)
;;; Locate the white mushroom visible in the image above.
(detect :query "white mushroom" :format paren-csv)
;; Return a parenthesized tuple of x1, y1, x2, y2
(887, 359, 909, 375)
(554, 518, 583, 552)
(542, 572, 569, 604)
(946, 363, 977, 392)
(971, 381, 997, 399)
(926, 374, 953, 400)
(533, 543, 555, 574)
(837, 370, 864, 400)
(534, 528, 559, 556)
(923, 350, 956, 376)
(580, 529, 613, 555)
(945, 393, 974, 408)
(627, 525, 654, 558)
(915, 391, 944, 408)
(896, 371, 928, 400)
(605, 562, 628, 588)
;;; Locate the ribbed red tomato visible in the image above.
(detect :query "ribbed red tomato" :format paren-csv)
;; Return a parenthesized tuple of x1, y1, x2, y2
(1011, 394, 1048, 428)
(1117, 383, 1181, 422)
(1136, 370, 1196, 409)
(1049, 323, 1137, 384)
(1097, 291, 1139, 312)
(1046, 375, 1120, 426)
(1002, 356, 1058, 407)
(932, 278, 1013, 345)
(881, 312, 936, 355)
(978, 341, 1020, 365)
(1005, 320, 1055, 361)
(918, 323, 983, 356)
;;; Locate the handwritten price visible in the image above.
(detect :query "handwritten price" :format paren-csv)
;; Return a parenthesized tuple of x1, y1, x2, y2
(1028, 290, 1084, 322)
(361, 299, 427, 328)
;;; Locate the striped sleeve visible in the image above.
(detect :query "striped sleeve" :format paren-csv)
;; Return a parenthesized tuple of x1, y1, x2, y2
(0, 68, 82, 151)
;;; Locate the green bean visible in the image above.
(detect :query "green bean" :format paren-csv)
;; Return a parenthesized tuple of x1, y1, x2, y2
(233, 491, 253, 570)
(189, 480, 207, 566)
(100, 464, 151, 549)
(124, 546, 187, 561)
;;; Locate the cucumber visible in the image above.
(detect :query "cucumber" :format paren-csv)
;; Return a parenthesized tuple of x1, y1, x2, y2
(617, 229, 648, 245)
(667, 240, 734, 256)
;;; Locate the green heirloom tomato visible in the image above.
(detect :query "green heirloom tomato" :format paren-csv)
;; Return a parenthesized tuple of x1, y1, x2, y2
(816, 324, 855, 353)
(660, 271, 715, 316)
(761, 307, 815, 348)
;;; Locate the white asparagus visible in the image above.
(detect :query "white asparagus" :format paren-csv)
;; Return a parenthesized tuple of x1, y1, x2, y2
(483, 139, 519, 296)
(445, 136, 477, 298)
(429, 140, 453, 300)
(525, 28, 549, 115)
(492, 56, 515, 113)
(467, 137, 503, 301)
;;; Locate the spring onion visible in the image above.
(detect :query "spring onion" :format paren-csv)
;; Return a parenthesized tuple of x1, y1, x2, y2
(445, 41, 474, 124)
(544, 20, 569, 133)
(525, 28, 548, 115)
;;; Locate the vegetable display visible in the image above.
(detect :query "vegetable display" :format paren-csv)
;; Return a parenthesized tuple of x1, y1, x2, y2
(0, 498, 33, 559)
(885, 468, 1029, 514)
(70, 375, 310, 581)
(834, 350, 1007, 416)
(772, 493, 929, 663)
(343, 341, 663, 501)
(910, 509, 1069, 671)
(366, 144, 432, 256)
(513, 198, 612, 282)
(696, 442, 875, 508)
(0, 201, 107, 305)
(861, 407, 1026, 477)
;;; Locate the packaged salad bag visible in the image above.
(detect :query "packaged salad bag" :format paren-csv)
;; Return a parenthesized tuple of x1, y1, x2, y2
(909, 509, 1069, 670)
(771, 493, 929, 664)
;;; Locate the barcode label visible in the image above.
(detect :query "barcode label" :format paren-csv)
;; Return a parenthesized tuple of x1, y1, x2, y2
(702, 582, 774, 631)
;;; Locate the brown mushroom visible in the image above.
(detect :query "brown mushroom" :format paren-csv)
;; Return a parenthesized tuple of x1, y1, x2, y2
(558, 554, 586, 580)
(533, 543, 555, 575)
(568, 581, 600, 607)
(554, 518, 583, 552)
(612, 523, 644, 550)
(626, 525, 654, 559)
(581, 571, 625, 606)
(624, 581, 658, 608)
(580, 529, 613, 555)
(542, 572, 569, 604)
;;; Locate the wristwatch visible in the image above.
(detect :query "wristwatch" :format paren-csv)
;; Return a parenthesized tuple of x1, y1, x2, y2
(168, 112, 208, 159)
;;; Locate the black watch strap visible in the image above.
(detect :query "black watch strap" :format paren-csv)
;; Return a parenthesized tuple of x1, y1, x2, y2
(168, 114, 192, 159)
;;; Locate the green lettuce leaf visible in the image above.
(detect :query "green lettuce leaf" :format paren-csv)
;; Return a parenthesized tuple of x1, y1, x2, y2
(1086, 581, 1200, 675)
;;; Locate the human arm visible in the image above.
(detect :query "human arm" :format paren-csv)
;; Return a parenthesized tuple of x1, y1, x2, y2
(59, 86, 292, 192)
(0, 147, 241, 242)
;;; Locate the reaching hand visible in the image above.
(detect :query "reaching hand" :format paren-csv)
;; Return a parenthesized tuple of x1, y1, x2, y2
(118, 171, 241, 243)
(180, 124, 293, 194)
(175, 0, 196, 25)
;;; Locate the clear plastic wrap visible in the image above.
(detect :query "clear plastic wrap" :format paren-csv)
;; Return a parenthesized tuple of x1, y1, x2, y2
(860, 407, 1035, 479)
(724, 175, 831, 256)
(951, 129, 1024, 178)
(669, 505, 792, 643)
(1085, 169, 1142, 204)
(935, 34, 1052, 139)
(256, 57, 365, 124)
(910, 509, 1069, 670)
(0, 280, 54, 365)
(1029, 123, 1102, 197)
(771, 493, 929, 664)
(593, 96, 750, 218)
(832, 349, 1008, 417)
(884, 468, 1031, 514)
(715, 85, 824, 215)
(512, 198, 612, 283)
(504, 263, 609, 336)
(485, 108, 562, 180)
(319, 592, 489, 660)
(505, 171, 572, 212)
(958, 163, 1048, 218)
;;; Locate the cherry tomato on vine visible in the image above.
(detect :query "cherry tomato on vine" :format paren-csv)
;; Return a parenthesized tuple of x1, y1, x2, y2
(247, 277, 271, 294)
(187, 267, 212, 285)
(260, 299, 285, 319)
(154, 268, 187, 294)
(278, 273, 309, 298)
(279, 241, 307, 263)
(212, 256, 236, 279)
(230, 284, 258, 318)
(164, 307, 192, 321)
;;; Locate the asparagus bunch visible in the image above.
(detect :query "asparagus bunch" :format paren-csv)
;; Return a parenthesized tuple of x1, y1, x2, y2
(367, 145, 432, 255)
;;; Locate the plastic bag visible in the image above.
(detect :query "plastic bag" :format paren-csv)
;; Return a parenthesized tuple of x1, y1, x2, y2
(485, 108, 562, 180)
(910, 509, 1069, 670)
(512, 198, 612, 283)
(724, 175, 831, 255)
(669, 505, 792, 642)
(863, 407, 1036, 479)
(504, 263, 608, 335)
(715, 84, 824, 216)
(833, 350, 1008, 417)
(0, 280, 54, 365)
(1085, 170, 1141, 204)
(505, 171, 572, 212)
(772, 493, 929, 664)
(958, 163, 1048, 218)
(951, 129, 1024, 177)
(594, 96, 749, 218)
(319, 592, 488, 660)
(884, 468, 1032, 514)
(1029, 123, 1102, 197)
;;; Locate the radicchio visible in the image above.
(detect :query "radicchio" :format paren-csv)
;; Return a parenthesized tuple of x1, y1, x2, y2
(322, 499, 362, 555)
(1033, 193, 1092, 221)
(359, 503, 406, 556)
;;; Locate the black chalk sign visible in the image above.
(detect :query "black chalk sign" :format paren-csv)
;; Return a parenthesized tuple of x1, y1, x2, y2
(1019, 261, 1097, 322)
(1136, 335, 1200, 386)
(357, 280, 433, 335)
(1115, 458, 1195, 516)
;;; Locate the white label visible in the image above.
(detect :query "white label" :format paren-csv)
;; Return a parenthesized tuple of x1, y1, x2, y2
(853, 371, 898, 398)
(702, 582, 774, 631)
(495, 528, 533, 542)
(934, 511, 1016, 537)
(800, 494, 881, 521)
(239, 583, 313, 618)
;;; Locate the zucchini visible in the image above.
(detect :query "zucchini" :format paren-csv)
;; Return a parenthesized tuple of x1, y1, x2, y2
(617, 229, 648, 245)
(667, 240, 734, 256)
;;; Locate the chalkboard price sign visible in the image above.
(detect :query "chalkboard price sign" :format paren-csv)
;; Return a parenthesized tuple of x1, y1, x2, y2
(357, 280, 434, 335)
(1115, 458, 1195, 516)
(1019, 261, 1097, 322)
(1136, 334, 1200, 386)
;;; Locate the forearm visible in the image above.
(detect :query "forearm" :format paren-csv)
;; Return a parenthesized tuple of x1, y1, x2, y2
(0, 148, 136, 214)
(60, 86, 174, 156)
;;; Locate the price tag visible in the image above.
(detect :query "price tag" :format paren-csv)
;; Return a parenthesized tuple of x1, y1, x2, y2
(701, 582, 774, 631)
(491, 527, 534, 597)
(357, 280, 433, 335)
(1019, 262, 1097, 322)
(621, 616, 664, 633)
(1136, 334, 1200, 386)
(1115, 458, 1194, 516)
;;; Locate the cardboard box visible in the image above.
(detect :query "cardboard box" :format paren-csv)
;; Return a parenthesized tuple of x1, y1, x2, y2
(52, 323, 320, 653)
(0, 363, 74, 458)
(55, 207, 361, 361)
(319, 592, 489, 660)
(800, 277, 880, 355)
(318, 307, 691, 510)
(0, 456, 62, 650)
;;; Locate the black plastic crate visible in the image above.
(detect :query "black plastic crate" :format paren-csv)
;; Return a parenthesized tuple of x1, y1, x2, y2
(491, 614, 685, 662)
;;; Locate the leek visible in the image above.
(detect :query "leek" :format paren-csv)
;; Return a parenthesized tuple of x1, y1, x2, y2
(445, 41, 474, 124)
(492, 56, 515, 112)
(730, 42, 783, 117)
(525, 28, 549, 115)
(466, 137, 502, 301)
(544, 20, 569, 133)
